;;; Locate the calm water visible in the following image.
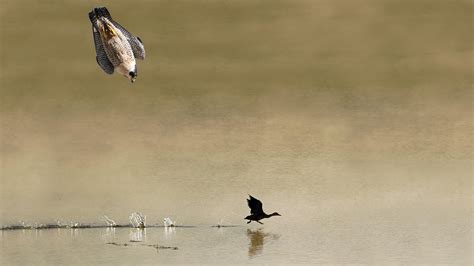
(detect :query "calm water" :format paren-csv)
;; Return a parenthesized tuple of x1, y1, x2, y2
(4, 227, 285, 265)
(1, 0, 472, 264)
(1, 216, 470, 265)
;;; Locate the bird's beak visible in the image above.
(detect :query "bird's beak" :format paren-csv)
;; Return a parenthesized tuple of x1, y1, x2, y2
(131, 77, 136, 83)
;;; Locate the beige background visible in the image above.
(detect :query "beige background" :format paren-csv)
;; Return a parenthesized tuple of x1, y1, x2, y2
(0, 1, 471, 254)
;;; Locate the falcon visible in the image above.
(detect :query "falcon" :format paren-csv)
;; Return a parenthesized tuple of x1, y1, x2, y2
(88, 7, 145, 83)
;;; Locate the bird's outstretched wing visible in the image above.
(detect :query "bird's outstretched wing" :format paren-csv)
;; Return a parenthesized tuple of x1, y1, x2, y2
(91, 26, 114, 74)
(247, 195, 264, 215)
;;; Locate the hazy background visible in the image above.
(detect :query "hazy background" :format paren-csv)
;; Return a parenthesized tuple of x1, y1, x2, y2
(0, 0, 472, 263)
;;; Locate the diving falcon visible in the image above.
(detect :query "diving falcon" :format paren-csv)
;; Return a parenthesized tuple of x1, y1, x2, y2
(88, 7, 145, 83)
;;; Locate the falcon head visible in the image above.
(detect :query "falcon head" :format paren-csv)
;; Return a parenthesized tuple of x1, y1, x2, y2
(127, 65, 138, 83)
(128, 70, 137, 83)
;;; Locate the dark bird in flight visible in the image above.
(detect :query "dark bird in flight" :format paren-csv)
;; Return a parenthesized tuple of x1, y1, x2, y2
(245, 195, 281, 224)
(88, 7, 145, 83)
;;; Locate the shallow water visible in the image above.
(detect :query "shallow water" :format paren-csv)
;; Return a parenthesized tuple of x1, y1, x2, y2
(0, 0, 472, 264)
(1, 216, 470, 265)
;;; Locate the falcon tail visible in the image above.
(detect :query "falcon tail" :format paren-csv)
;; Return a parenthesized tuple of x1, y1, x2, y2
(88, 7, 113, 26)
(93, 7, 113, 20)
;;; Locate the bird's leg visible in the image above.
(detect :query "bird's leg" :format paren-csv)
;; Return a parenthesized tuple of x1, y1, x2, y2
(257, 221, 264, 225)
(247, 221, 251, 224)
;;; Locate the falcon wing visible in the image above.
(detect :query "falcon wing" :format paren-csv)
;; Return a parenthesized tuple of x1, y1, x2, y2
(110, 20, 146, 60)
(247, 195, 264, 215)
(92, 26, 114, 74)
(90, 7, 145, 60)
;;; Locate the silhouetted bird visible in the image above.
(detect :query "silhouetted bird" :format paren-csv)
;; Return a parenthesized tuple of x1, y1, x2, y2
(245, 195, 281, 224)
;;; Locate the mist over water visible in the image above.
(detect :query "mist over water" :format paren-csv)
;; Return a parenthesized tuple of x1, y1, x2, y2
(1, 0, 472, 264)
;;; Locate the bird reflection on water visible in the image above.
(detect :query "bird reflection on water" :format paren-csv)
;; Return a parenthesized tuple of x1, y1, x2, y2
(247, 228, 280, 258)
